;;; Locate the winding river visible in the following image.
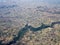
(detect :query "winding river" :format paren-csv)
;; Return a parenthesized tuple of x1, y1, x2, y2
(0, 21, 60, 45)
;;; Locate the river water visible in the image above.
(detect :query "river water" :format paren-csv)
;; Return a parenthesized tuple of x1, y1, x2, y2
(0, 0, 60, 45)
